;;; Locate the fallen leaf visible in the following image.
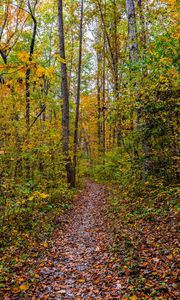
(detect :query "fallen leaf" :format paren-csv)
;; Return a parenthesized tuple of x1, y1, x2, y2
(78, 278, 86, 283)
(19, 284, 29, 291)
(130, 296, 138, 300)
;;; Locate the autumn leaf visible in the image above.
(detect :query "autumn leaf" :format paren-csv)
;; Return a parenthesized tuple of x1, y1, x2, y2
(12, 287, 19, 293)
(19, 284, 29, 291)
(17, 277, 26, 283)
(78, 278, 86, 283)
(17, 51, 29, 63)
(43, 242, 48, 248)
(130, 296, 138, 300)
(36, 65, 45, 77)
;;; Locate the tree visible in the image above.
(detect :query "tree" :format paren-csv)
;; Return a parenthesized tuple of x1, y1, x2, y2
(26, 0, 38, 133)
(73, 0, 84, 186)
(58, 0, 73, 186)
(125, 0, 138, 63)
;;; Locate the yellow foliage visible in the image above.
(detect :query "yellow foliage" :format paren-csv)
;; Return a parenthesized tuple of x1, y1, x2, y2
(17, 51, 29, 63)
(45, 66, 54, 79)
(17, 66, 27, 78)
(36, 65, 46, 77)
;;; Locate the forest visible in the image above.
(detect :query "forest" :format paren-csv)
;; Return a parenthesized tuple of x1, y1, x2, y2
(0, 0, 179, 299)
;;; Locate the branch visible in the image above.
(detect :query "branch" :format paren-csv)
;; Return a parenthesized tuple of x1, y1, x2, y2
(29, 105, 46, 130)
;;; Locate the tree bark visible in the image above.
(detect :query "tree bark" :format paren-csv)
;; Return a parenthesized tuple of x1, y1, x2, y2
(25, 0, 37, 181)
(97, 51, 101, 150)
(138, 0, 146, 60)
(58, 0, 73, 186)
(73, 0, 84, 187)
(102, 33, 106, 157)
(125, 0, 138, 63)
(25, 0, 37, 132)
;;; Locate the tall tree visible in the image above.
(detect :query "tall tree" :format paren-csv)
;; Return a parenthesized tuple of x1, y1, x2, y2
(73, 0, 84, 186)
(96, 41, 102, 151)
(26, 0, 37, 133)
(125, 0, 138, 63)
(58, 0, 73, 186)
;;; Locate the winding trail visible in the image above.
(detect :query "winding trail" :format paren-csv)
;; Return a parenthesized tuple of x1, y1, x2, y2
(29, 181, 122, 299)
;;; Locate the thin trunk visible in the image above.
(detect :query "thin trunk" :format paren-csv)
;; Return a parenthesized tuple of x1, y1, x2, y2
(102, 34, 106, 157)
(97, 51, 101, 150)
(138, 0, 146, 60)
(113, 0, 119, 98)
(112, 0, 122, 146)
(73, 0, 84, 186)
(68, 31, 75, 94)
(96, 0, 116, 75)
(58, 0, 73, 185)
(25, 0, 37, 181)
(25, 0, 37, 132)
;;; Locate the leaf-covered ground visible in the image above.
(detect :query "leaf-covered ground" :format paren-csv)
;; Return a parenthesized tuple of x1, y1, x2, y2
(1, 181, 124, 299)
(1, 180, 179, 299)
(107, 183, 180, 300)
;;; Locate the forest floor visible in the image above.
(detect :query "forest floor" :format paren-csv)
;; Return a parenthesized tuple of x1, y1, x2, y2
(1, 180, 179, 300)
(26, 180, 123, 299)
(3, 180, 124, 299)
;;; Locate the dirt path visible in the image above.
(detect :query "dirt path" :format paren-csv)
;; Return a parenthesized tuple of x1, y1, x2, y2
(28, 181, 122, 299)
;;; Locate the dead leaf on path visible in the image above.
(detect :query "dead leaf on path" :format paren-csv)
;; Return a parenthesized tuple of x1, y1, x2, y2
(19, 284, 29, 291)
(12, 287, 19, 293)
(130, 296, 138, 300)
(78, 278, 86, 283)
(16, 277, 26, 283)
(167, 254, 173, 260)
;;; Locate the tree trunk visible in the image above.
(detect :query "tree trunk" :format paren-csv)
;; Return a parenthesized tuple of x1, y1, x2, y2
(58, 0, 73, 186)
(25, 0, 37, 181)
(138, 0, 146, 60)
(26, 0, 37, 133)
(125, 0, 138, 63)
(102, 33, 106, 157)
(97, 51, 101, 151)
(73, 0, 84, 187)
